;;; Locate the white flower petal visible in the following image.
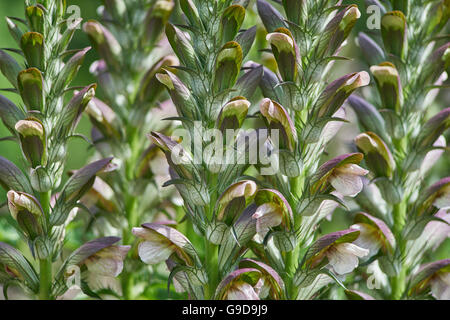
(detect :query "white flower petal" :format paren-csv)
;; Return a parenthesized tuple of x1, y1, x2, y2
(351, 224, 382, 258)
(227, 281, 260, 300)
(85, 245, 130, 277)
(330, 173, 364, 197)
(431, 273, 450, 300)
(433, 188, 450, 210)
(420, 136, 446, 175)
(326, 246, 360, 275)
(321, 108, 346, 143)
(138, 240, 173, 265)
(326, 243, 369, 275)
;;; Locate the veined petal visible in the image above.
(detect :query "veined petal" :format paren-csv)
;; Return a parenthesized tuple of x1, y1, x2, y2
(431, 272, 450, 300)
(326, 242, 369, 275)
(133, 227, 174, 264)
(330, 172, 364, 197)
(227, 281, 260, 300)
(253, 203, 283, 237)
(350, 223, 382, 258)
(420, 136, 446, 175)
(84, 245, 130, 277)
(336, 163, 369, 176)
(321, 107, 347, 144)
(433, 185, 450, 209)
(138, 239, 174, 265)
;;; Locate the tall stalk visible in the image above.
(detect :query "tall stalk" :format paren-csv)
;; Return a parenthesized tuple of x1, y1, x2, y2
(348, 0, 450, 300)
(0, 0, 128, 300)
(83, 0, 176, 299)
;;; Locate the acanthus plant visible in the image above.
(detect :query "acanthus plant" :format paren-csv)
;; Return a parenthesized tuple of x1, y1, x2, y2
(132, 0, 381, 300)
(83, 0, 178, 299)
(133, 0, 284, 299)
(344, 0, 450, 300)
(0, 0, 128, 299)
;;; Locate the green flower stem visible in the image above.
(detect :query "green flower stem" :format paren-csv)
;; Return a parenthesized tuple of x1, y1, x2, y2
(121, 195, 139, 300)
(391, 201, 407, 299)
(204, 240, 219, 300)
(284, 246, 301, 299)
(38, 190, 52, 300)
(38, 257, 52, 300)
(39, 191, 51, 225)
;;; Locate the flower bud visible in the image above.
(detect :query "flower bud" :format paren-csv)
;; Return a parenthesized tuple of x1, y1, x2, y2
(317, 5, 361, 58)
(426, 0, 450, 36)
(17, 68, 44, 111)
(260, 98, 297, 151)
(266, 28, 298, 82)
(355, 132, 395, 178)
(155, 70, 196, 119)
(83, 20, 122, 71)
(138, 55, 178, 105)
(217, 97, 250, 131)
(214, 41, 243, 93)
(416, 108, 450, 150)
(220, 5, 245, 43)
(7, 190, 43, 220)
(15, 118, 47, 167)
(215, 268, 262, 300)
(142, 0, 174, 47)
(217, 180, 257, 223)
(381, 11, 407, 59)
(25, 5, 45, 34)
(20, 32, 44, 70)
(370, 62, 403, 113)
(103, 0, 127, 21)
(30, 166, 53, 193)
(316, 71, 370, 118)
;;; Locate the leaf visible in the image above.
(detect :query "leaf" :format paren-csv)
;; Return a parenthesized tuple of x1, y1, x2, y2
(256, 0, 285, 33)
(0, 242, 39, 293)
(0, 49, 22, 88)
(165, 23, 196, 68)
(236, 26, 257, 59)
(218, 204, 257, 272)
(0, 156, 33, 193)
(17, 67, 43, 111)
(53, 47, 91, 94)
(20, 32, 44, 69)
(235, 65, 263, 99)
(57, 84, 96, 136)
(0, 95, 26, 133)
